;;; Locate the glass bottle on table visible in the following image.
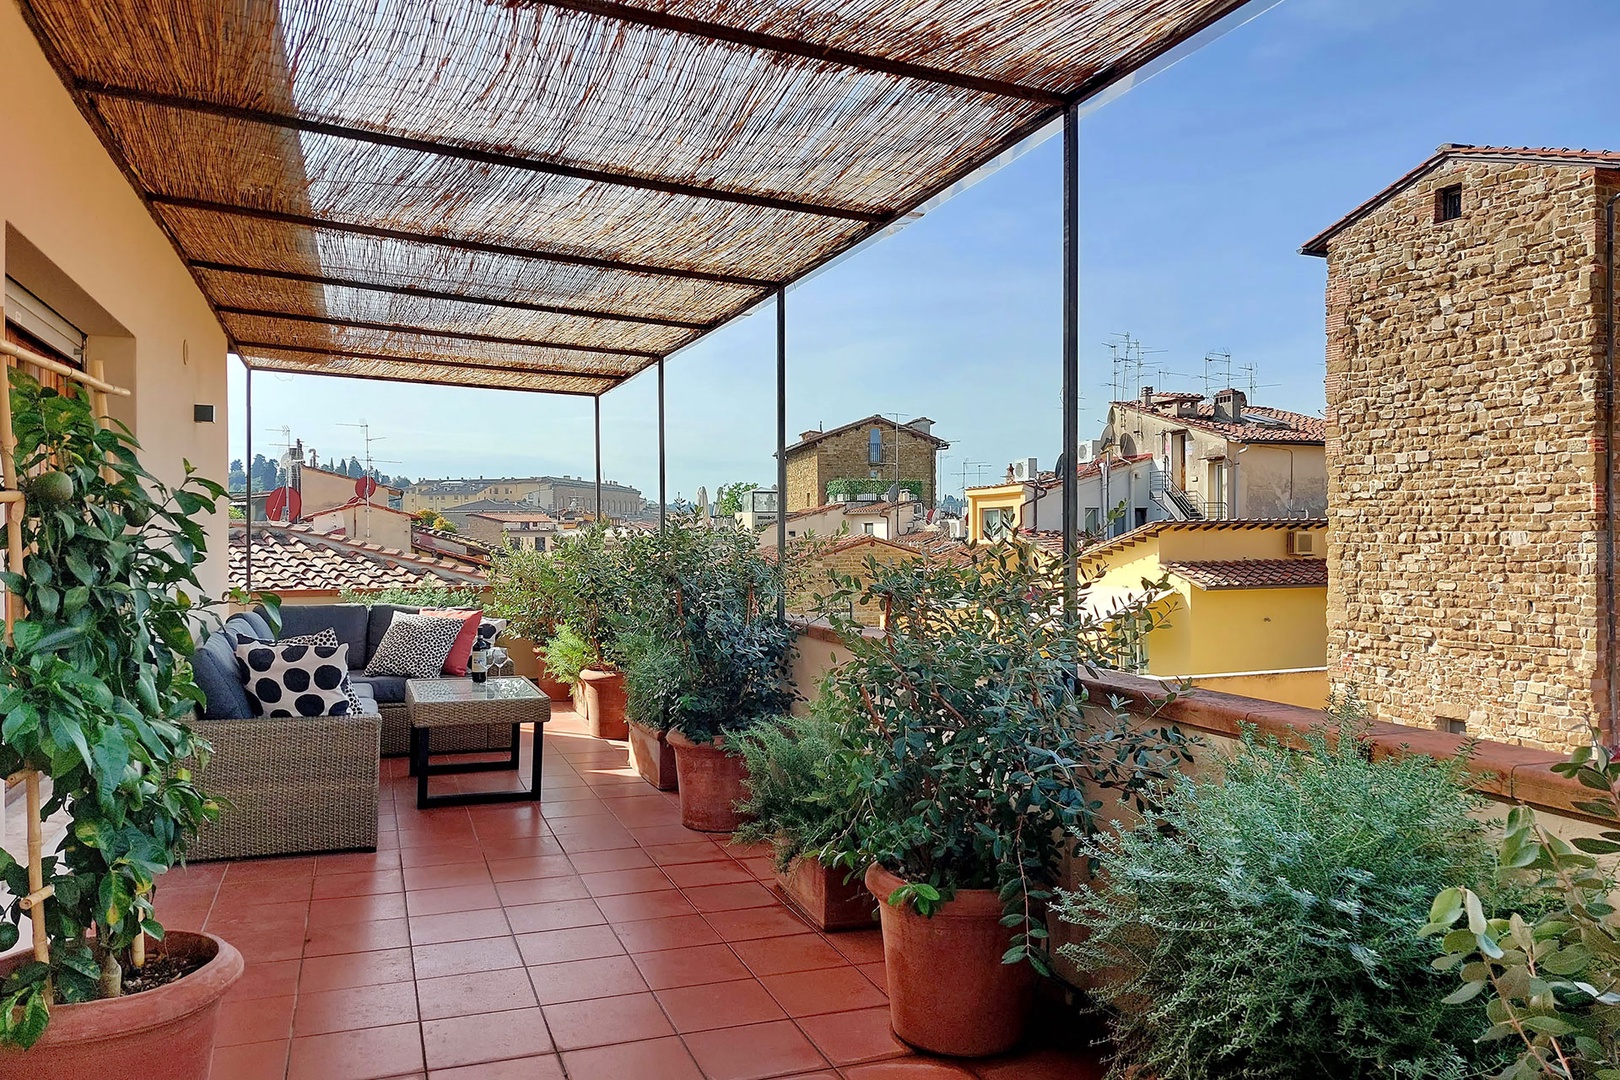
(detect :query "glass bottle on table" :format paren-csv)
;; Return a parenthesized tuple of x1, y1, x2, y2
(469, 637, 489, 685)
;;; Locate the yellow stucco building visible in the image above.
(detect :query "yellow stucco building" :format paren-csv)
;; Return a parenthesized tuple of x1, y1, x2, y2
(1081, 520, 1329, 708)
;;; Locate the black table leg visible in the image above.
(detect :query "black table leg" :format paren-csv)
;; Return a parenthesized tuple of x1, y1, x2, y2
(528, 720, 543, 801)
(412, 726, 429, 809)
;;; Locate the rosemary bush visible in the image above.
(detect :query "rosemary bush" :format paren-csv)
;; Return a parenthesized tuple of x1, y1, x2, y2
(1057, 718, 1508, 1080)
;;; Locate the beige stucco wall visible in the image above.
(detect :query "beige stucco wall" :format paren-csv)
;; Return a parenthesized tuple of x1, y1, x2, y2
(2, 1, 229, 597)
(1319, 158, 1610, 748)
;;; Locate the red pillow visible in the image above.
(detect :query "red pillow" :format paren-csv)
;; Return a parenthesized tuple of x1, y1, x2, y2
(420, 608, 483, 675)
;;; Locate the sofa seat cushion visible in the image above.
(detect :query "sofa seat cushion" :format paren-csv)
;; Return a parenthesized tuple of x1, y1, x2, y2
(349, 673, 407, 704)
(280, 604, 369, 667)
(234, 639, 357, 718)
(196, 631, 256, 720)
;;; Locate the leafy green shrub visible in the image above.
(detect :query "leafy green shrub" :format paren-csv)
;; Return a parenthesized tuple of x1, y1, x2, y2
(824, 477, 923, 501)
(0, 372, 250, 1046)
(620, 626, 682, 730)
(1057, 722, 1508, 1080)
(730, 700, 861, 872)
(338, 583, 485, 609)
(538, 521, 629, 668)
(542, 625, 589, 689)
(485, 544, 562, 644)
(817, 540, 1188, 971)
(1422, 744, 1620, 1079)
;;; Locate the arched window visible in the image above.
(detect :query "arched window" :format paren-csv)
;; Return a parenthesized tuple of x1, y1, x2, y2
(868, 427, 883, 465)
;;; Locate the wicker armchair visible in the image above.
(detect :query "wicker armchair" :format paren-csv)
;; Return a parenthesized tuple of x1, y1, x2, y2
(187, 713, 381, 861)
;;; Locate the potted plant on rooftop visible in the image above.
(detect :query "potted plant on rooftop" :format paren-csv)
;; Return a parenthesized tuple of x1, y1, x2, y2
(621, 518, 795, 829)
(0, 371, 250, 1078)
(486, 545, 571, 700)
(538, 521, 630, 737)
(815, 540, 1189, 1057)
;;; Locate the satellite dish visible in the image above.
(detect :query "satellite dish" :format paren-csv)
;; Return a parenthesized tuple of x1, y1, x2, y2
(884, 483, 900, 503)
(355, 476, 378, 500)
(265, 486, 302, 523)
(1053, 452, 1070, 478)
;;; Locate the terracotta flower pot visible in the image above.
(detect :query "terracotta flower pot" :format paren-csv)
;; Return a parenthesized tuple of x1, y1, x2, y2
(667, 729, 750, 832)
(864, 864, 1035, 1057)
(777, 856, 876, 932)
(0, 930, 243, 1080)
(628, 722, 678, 791)
(579, 668, 628, 739)
(570, 682, 589, 721)
(531, 646, 572, 702)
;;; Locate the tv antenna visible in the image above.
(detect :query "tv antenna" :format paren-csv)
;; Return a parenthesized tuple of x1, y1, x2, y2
(337, 421, 402, 542)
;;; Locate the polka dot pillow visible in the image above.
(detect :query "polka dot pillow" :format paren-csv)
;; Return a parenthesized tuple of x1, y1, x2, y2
(275, 628, 367, 715)
(233, 638, 356, 718)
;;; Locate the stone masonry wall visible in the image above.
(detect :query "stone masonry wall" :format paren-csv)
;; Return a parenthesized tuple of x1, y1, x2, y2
(1322, 159, 1610, 749)
(784, 424, 939, 511)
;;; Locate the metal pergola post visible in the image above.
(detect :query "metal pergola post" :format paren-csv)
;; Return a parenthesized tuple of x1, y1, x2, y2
(594, 395, 603, 521)
(658, 356, 667, 533)
(244, 364, 253, 592)
(1060, 101, 1080, 611)
(775, 288, 787, 621)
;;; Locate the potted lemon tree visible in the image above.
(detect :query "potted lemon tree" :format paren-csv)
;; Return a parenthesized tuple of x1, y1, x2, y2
(0, 372, 250, 1077)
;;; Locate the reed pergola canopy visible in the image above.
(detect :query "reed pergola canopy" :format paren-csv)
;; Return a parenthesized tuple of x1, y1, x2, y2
(21, 0, 1253, 395)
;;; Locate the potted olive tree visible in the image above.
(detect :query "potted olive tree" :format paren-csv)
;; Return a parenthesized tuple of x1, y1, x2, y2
(730, 704, 875, 930)
(621, 521, 794, 829)
(816, 541, 1188, 1057)
(486, 545, 570, 700)
(0, 372, 249, 1076)
(539, 522, 630, 738)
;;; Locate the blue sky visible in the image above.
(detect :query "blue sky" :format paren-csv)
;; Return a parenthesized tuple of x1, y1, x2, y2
(228, 0, 1618, 504)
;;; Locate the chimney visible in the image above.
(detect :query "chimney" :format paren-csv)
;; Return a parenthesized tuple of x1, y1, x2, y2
(904, 417, 934, 436)
(800, 430, 821, 442)
(1139, 385, 1155, 407)
(1213, 388, 1247, 423)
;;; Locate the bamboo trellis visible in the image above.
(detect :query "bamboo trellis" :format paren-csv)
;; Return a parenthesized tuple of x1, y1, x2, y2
(0, 335, 132, 987)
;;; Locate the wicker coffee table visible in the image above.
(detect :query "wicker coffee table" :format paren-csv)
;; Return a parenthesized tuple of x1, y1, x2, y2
(406, 677, 550, 809)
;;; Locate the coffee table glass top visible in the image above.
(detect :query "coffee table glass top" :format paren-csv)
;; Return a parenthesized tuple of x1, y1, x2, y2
(407, 677, 543, 704)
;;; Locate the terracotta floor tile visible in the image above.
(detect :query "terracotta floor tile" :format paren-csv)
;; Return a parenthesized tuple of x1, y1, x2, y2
(729, 935, 850, 977)
(535, 797, 610, 819)
(226, 856, 317, 883)
(215, 993, 297, 1046)
(554, 829, 640, 854)
(427, 1053, 566, 1080)
(561, 1036, 704, 1080)
(655, 978, 788, 1033)
(407, 882, 503, 917)
(308, 892, 409, 927)
(486, 855, 576, 882)
(579, 866, 675, 897)
(299, 947, 415, 993)
(682, 1019, 830, 1080)
(404, 861, 493, 892)
(224, 957, 300, 1001)
(969, 1047, 1107, 1080)
(761, 966, 887, 1017)
(315, 850, 402, 876)
(505, 897, 605, 934)
(412, 935, 525, 979)
(478, 835, 567, 861)
(703, 906, 814, 942)
(605, 909, 720, 954)
(287, 1021, 426, 1080)
(409, 906, 513, 945)
(829, 930, 886, 965)
(496, 876, 590, 906)
(543, 991, 675, 1050)
(516, 923, 626, 966)
(466, 804, 550, 838)
(567, 847, 655, 873)
(593, 889, 698, 923)
(311, 869, 405, 899)
(422, 1007, 554, 1070)
(417, 967, 538, 1021)
(631, 942, 753, 990)
(724, 839, 774, 861)
(683, 881, 778, 913)
(527, 954, 650, 1005)
(216, 876, 315, 907)
(211, 1038, 291, 1080)
(294, 981, 420, 1036)
(644, 841, 730, 867)
(664, 860, 754, 888)
(797, 1006, 909, 1066)
(740, 857, 777, 881)
(400, 843, 485, 868)
(206, 899, 311, 936)
(631, 824, 716, 847)
(858, 961, 887, 992)
(304, 917, 412, 957)
(842, 1059, 977, 1079)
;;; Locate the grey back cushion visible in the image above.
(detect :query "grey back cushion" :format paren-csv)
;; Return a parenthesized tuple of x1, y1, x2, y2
(367, 605, 419, 664)
(236, 609, 273, 641)
(194, 631, 256, 720)
(223, 614, 268, 643)
(280, 604, 369, 667)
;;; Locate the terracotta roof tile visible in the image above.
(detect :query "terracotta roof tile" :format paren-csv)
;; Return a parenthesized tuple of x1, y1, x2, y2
(784, 415, 949, 454)
(1112, 400, 1324, 444)
(1162, 558, 1327, 590)
(231, 523, 487, 595)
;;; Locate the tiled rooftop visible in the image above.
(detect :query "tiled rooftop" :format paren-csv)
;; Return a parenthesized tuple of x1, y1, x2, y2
(1111, 400, 1326, 444)
(229, 524, 488, 595)
(163, 710, 1097, 1080)
(1163, 558, 1328, 590)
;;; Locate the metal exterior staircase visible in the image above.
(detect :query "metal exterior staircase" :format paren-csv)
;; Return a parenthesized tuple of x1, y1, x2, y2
(1149, 469, 1204, 521)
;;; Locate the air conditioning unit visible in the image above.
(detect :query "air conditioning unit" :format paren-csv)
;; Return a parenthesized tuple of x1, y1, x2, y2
(1287, 530, 1319, 557)
(1010, 457, 1038, 481)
